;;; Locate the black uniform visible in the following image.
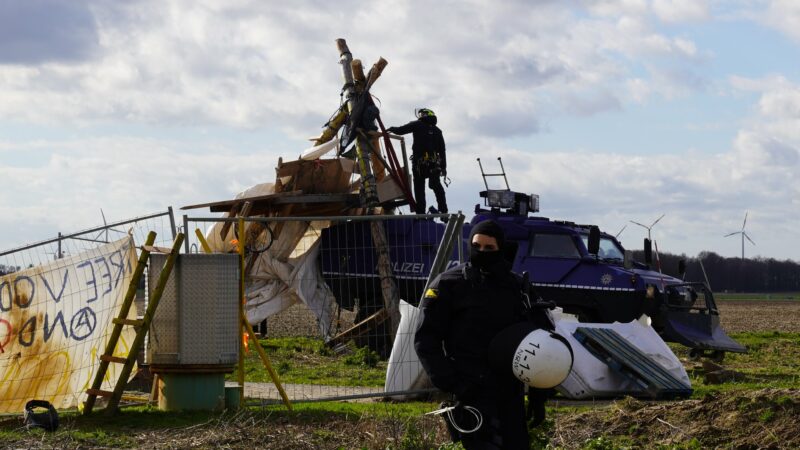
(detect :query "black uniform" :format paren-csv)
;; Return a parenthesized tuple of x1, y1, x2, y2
(387, 115, 447, 214)
(415, 263, 530, 449)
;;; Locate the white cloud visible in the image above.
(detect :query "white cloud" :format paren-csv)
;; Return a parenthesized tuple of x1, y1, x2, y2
(1, 1, 798, 261)
(652, 0, 710, 24)
(758, 0, 800, 42)
(0, 0, 709, 140)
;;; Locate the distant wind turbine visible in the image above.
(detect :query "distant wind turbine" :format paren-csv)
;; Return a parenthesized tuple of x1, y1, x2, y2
(615, 224, 627, 239)
(724, 212, 755, 260)
(630, 214, 665, 241)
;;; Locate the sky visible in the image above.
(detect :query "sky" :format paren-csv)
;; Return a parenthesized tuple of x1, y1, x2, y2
(1, 0, 799, 262)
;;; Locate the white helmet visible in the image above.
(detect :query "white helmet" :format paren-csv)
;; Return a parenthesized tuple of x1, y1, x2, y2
(512, 329, 574, 389)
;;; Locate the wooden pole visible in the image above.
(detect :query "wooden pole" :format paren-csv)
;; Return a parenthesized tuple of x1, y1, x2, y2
(335, 39, 400, 337)
(336, 38, 379, 206)
(242, 318, 292, 410)
(352, 59, 366, 92)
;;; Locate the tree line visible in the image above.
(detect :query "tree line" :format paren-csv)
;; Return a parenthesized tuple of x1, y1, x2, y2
(630, 250, 800, 293)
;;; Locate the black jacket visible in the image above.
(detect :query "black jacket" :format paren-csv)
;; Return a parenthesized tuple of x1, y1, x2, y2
(414, 263, 528, 396)
(390, 116, 446, 171)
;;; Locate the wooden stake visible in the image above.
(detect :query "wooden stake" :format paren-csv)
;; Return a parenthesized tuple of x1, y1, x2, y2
(242, 318, 292, 410)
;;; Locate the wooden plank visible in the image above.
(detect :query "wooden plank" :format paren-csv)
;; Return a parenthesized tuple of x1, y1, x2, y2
(141, 245, 172, 254)
(181, 190, 303, 211)
(100, 355, 128, 364)
(112, 318, 143, 327)
(219, 203, 240, 241)
(327, 308, 389, 348)
(269, 193, 360, 205)
(86, 389, 113, 398)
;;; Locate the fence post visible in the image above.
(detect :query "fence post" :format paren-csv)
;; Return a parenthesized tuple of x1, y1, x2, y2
(168, 206, 177, 240)
(182, 215, 190, 254)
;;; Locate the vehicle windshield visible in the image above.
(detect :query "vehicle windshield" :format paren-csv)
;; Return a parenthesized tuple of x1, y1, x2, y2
(580, 234, 625, 260)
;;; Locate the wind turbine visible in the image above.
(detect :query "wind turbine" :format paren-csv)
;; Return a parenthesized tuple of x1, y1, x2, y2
(630, 214, 665, 241)
(724, 212, 755, 260)
(615, 224, 627, 239)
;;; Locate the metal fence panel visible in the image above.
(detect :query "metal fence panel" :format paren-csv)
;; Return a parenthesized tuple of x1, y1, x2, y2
(185, 213, 465, 402)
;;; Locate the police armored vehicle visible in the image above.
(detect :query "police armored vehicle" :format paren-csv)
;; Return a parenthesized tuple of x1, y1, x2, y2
(319, 158, 745, 358)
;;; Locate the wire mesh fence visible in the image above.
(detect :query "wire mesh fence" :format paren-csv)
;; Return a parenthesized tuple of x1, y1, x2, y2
(184, 213, 465, 402)
(0, 208, 176, 276)
(0, 208, 175, 413)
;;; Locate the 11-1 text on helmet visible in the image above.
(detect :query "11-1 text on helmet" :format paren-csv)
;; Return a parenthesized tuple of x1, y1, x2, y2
(512, 329, 574, 389)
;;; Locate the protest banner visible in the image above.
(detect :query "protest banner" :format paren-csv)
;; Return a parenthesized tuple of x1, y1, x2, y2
(0, 237, 137, 412)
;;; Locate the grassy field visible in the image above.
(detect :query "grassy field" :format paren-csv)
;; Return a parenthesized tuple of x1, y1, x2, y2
(229, 336, 387, 387)
(1, 330, 798, 449)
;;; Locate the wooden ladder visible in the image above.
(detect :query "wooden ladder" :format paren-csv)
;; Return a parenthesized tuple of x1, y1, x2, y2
(83, 231, 185, 415)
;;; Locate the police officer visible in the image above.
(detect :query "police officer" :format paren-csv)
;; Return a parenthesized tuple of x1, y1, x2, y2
(414, 220, 530, 449)
(387, 108, 448, 215)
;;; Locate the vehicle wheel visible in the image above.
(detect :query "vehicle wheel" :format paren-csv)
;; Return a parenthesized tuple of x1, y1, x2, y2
(688, 348, 702, 360)
(710, 350, 725, 363)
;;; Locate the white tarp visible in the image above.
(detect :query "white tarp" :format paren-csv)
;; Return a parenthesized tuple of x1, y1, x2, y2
(205, 183, 336, 338)
(383, 304, 689, 399)
(0, 237, 138, 412)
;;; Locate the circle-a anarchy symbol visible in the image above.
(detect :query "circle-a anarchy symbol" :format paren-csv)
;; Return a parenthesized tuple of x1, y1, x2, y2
(0, 319, 11, 353)
(70, 307, 97, 341)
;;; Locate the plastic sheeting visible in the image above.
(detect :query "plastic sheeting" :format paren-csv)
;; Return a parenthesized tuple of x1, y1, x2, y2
(384, 300, 432, 396)
(383, 304, 690, 399)
(205, 183, 336, 339)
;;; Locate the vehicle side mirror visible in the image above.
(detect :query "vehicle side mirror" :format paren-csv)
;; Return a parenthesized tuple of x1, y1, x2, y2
(678, 259, 686, 278)
(588, 226, 600, 256)
(644, 238, 652, 264)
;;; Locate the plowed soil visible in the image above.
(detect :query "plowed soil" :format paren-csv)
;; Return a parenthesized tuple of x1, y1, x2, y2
(717, 300, 800, 333)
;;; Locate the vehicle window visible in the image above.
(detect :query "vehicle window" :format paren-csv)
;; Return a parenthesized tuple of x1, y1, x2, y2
(529, 234, 580, 258)
(580, 235, 624, 260)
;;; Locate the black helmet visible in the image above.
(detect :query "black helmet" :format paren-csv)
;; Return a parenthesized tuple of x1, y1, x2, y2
(415, 108, 435, 119)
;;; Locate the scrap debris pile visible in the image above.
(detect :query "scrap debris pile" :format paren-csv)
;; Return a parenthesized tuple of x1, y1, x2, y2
(182, 39, 412, 341)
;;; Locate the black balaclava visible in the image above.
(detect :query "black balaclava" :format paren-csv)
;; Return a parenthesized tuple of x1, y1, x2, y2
(469, 220, 507, 274)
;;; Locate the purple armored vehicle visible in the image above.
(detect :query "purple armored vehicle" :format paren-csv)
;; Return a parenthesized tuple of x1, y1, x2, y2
(319, 158, 745, 359)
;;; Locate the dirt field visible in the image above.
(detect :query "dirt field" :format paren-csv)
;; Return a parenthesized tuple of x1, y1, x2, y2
(717, 300, 800, 333)
(2, 299, 797, 449)
(266, 299, 800, 337)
